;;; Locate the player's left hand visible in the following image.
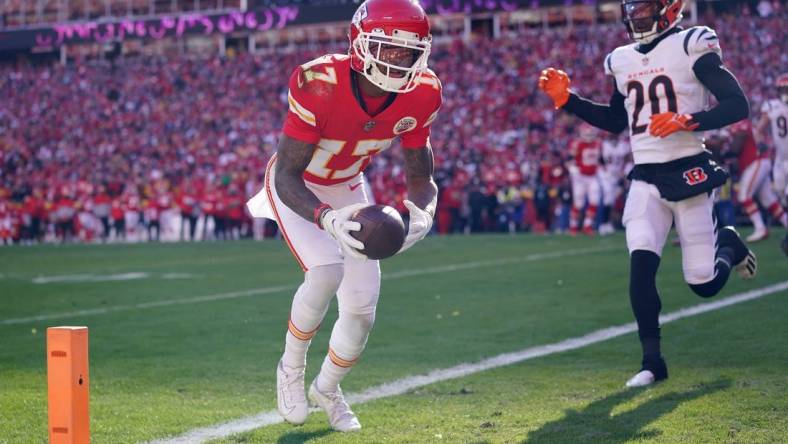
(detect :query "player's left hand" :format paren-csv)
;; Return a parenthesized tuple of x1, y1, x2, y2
(649, 112, 699, 138)
(399, 200, 433, 253)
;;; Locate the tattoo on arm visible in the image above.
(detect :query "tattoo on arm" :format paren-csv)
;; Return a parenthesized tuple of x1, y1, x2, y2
(403, 146, 438, 216)
(274, 135, 323, 222)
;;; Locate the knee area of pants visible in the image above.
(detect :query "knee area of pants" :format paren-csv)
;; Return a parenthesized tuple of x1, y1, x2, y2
(338, 310, 376, 332)
(627, 235, 658, 255)
(307, 264, 344, 291)
(684, 267, 716, 287)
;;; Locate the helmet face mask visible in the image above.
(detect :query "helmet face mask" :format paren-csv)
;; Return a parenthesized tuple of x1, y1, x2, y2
(621, 0, 683, 44)
(777, 74, 788, 104)
(352, 28, 430, 93)
(349, 0, 432, 94)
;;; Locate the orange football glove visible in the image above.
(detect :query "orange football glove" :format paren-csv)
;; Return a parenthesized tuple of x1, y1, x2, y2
(649, 112, 699, 138)
(538, 68, 570, 110)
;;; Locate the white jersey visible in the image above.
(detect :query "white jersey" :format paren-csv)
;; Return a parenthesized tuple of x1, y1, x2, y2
(605, 26, 722, 165)
(601, 138, 630, 178)
(761, 99, 788, 159)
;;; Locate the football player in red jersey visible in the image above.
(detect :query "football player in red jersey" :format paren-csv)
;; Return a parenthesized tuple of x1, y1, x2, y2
(729, 119, 787, 242)
(568, 124, 603, 235)
(247, 0, 441, 432)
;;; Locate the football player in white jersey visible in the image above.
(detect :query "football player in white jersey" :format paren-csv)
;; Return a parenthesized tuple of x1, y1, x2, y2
(599, 134, 631, 234)
(756, 73, 788, 254)
(539, 0, 757, 387)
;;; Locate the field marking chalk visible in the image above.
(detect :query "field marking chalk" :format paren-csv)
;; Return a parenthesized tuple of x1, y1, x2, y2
(1, 247, 613, 326)
(149, 280, 787, 444)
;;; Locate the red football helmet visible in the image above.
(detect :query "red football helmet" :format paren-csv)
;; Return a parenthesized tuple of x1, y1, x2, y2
(777, 73, 788, 103)
(621, 0, 684, 44)
(349, 0, 432, 93)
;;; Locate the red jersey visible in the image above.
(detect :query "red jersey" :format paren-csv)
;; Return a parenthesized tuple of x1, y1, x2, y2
(176, 190, 197, 216)
(570, 139, 601, 176)
(110, 199, 124, 221)
(283, 54, 442, 186)
(144, 199, 160, 221)
(227, 194, 244, 220)
(202, 191, 216, 216)
(93, 193, 111, 217)
(125, 195, 140, 212)
(730, 119, 767, 171)
(22, 195, 40, 219)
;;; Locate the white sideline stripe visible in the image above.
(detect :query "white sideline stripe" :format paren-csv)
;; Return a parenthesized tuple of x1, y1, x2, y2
(382, 246, 614, 279)
(30, 272, 197, 284)
(149, 281, 788, 444)
(32, 272, 151, 284)
(0, 247, 613, 326)
(0, 286, 295, 326)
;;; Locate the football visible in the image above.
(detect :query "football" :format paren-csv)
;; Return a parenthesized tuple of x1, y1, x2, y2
(350, 205, 406, 260)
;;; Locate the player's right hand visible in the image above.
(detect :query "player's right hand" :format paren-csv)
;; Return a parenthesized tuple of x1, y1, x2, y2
(319, 203, 368, 260)
(538, 68, 570, 109)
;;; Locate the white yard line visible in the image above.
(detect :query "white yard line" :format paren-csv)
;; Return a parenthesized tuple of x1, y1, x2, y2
(149, 280, 788, 444)
(0, 246, 614, 326)
(32, 273, 151, 284)
(30, 272, 199, 284)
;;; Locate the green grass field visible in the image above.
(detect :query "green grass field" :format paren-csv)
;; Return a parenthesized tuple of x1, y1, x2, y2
(0, 233, 786, 443)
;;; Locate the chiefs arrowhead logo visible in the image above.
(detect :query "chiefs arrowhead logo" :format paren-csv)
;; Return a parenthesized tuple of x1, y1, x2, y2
(393, 117, 418, 135)
(683, 167, 708, 186)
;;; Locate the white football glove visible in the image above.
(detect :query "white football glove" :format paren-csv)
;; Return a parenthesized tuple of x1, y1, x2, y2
(399, 200, 433, 253)
(320, 203, 368, 260)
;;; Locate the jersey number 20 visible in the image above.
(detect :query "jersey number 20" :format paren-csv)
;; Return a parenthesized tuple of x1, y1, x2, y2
(627, 75, 677, 135)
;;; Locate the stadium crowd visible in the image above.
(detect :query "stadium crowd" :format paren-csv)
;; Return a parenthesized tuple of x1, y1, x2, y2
(1, 1, 244, 27)
(0, 6, 785, 244)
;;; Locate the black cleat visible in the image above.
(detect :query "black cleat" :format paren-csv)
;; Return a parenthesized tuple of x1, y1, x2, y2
(718, 227, 757, 279)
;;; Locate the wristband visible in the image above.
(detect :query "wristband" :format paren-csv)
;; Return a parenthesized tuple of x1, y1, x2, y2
(313, 203, 332, 229)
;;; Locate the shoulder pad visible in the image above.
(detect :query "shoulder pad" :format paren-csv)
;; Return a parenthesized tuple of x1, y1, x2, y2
(682, 26, 720, 58)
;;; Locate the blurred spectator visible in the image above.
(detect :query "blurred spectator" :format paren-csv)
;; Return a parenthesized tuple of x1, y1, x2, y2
(0, 6, 784, 245)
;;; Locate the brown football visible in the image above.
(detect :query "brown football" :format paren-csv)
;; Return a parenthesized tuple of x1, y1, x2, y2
(350, 205, 406, 260)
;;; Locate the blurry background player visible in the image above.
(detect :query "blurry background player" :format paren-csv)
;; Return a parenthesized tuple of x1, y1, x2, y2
(756, 73, 788, 254)
(599, 134, 632, 235)
(539, 0, 757, 388)
(246, 0, 441, 433)
(728, 119, 786, 242)
(567, 124, 602, 235)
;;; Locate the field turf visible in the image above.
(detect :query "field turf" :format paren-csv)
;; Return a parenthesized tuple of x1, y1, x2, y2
(0, 232, 785, 443)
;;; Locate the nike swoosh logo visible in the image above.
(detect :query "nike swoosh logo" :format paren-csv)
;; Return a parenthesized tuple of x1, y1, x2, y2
(349, 183, 362, 191)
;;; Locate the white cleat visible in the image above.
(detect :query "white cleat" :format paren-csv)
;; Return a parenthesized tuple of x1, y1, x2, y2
(745, 229, 769, 243)
(308, 380, 361, 432)
(734, 250, 758, 280)
(276, 360, 308, 425)
(625, 370, 656, 388)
